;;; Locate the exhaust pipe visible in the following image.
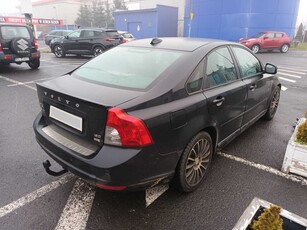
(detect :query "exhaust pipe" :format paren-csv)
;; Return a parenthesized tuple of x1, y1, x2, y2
(43, 160, 67, 176)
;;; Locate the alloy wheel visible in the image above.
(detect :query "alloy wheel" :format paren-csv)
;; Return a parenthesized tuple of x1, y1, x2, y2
(185, 138, 211, 187)
(251, 45, 259, 54)
(269, 89, 280, 117)
(281, 44, 289, 53)
(94, 47, 103, 56)
(54, 46, 64, 58)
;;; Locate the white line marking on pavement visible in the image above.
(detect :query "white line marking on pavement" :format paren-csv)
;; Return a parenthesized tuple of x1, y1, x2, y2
(278, 72, 302, 78)
(0, 174, 73, 219)
(55, 179, 96, 230)
(281, 86, 287, 91)
(278, 69, 306, 75)
(7, 77, 54, 87)
(0, 75, 37, 91)
(145, 184, 169, 208)
(278, 77, 296, 83)
(218, 152, 307, 186)
(278, 66, 307, 72)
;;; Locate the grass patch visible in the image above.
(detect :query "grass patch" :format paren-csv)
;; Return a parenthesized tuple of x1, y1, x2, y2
(290, 42, 307, 51)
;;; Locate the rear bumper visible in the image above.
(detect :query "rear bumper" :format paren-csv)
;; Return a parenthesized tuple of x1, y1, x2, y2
(0, 51, 40, 64)
(33, 113, 179, 191)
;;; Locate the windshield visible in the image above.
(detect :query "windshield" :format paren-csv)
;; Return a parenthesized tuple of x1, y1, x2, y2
(72, 47, 184, 90)
(251, 32, 265, 38)
(0, 26, 31, 39)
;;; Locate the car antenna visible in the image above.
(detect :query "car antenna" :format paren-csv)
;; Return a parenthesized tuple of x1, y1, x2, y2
(150, 38, 162, 45)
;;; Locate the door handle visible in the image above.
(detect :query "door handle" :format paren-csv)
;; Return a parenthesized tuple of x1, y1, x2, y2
(249, 84, 256, 91)
(213, 96, 225, 106)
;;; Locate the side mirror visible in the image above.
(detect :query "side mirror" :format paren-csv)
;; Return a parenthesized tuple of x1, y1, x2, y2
(64, 35, 69, 39)
(264, 63, 277, 74)
(263, 36, 269, 39)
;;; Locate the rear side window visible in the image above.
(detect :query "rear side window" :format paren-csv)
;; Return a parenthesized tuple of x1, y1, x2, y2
(206, 47, 237, 88)
(232, 47, 262, 78)
(186, 61, 204, 93)
(0, 26, 31, 39)
(82, 30, 94, 37)
(106, 31, 119, 38)
(275, 33, 283, 38)
(94, 31, 105, 37)
(72, 47, 184, 90)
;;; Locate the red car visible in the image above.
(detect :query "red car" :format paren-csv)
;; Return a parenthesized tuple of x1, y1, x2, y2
(239, 31, 291, 54)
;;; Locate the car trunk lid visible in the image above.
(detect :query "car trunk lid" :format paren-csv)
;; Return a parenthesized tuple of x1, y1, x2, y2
(36, 75, 143, 150)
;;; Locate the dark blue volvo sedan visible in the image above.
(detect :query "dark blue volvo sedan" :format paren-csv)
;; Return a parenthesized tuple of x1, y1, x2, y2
(33, 38, 280, 192)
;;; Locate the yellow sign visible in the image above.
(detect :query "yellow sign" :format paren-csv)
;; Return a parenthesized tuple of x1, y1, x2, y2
(189, 12, 194, 21)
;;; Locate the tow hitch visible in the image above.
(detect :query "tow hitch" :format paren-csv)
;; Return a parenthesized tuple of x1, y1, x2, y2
(43, 160, 67, 176)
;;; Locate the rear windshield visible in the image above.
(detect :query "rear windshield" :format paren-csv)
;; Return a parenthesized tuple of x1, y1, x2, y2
(0, 26, 31, 39)
(106, 31, 119, 38)
(72, 47, 184, 90)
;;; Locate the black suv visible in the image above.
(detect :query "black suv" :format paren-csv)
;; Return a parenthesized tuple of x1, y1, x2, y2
(0, 24, 40, 69)
(50, 28, 123, 58)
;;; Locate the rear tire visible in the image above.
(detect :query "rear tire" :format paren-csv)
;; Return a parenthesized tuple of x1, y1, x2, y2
(280, 44, 289, 53)
(263, 87, 280, 120)
(172, 132, 213, 193)
(28, 59, 40, 70)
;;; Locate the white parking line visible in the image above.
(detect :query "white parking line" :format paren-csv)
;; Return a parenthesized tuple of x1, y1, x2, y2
(55, 179, 96, 230)
(278, 72, 302, 79)
(278, 66, 307, 72)
(0, 174, 73, 219)
(278, 69, 306, 75)
(0, 75, 36, 91)
(278, 77, 296, 83)
(7, 77, 54, 87)
(146, 184, 169, 207)
(218, 152, 307, 186)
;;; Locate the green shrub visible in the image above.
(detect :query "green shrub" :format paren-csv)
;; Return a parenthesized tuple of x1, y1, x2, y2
(296, 117, 307, 145)
(251, 205, 283, 230)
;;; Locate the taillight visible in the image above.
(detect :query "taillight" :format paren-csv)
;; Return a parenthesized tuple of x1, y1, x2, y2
(105, 38, 115, 42)
(104, 108, 153, 147)
(123, 38, 129, 43)
(0, 43, 3, 51)
(34, 38, 38, 50)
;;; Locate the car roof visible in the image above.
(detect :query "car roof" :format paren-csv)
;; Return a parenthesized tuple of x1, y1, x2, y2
(80, 28, 117, 32)
(121, 37, 235, 52)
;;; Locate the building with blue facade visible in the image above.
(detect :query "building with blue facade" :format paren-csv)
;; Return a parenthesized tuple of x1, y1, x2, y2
(184, 0, 300, 41)
(114, 5, 178, 39)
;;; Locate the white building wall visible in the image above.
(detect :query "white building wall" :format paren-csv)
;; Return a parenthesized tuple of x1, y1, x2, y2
(32, 1, 81, 25)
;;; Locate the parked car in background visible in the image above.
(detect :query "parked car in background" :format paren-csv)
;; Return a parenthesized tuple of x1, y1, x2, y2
(118, 31, 135, 42)
(0, 24, 40, 69)
(239, 31, 291, 54)
(50, 28, 123, 57)
(34, 38, 280, 193)
(44, 30, 72, 45)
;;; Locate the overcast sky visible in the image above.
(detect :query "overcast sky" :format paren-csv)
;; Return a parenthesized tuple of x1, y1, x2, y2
(1, 0, 307, 26)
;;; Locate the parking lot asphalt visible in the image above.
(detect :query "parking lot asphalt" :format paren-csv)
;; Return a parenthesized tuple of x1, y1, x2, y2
(0, 50, 306, 230)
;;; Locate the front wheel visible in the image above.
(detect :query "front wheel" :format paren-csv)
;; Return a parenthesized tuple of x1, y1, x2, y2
(54, 45, 65, 58)
(280, 44, 289, 53)
(93, 46, 104, 56)
(172, 132, 213, 193)
(251, 45, 260, 54)
(28, 59, 40, 69)
(263, 87, 280, 120)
